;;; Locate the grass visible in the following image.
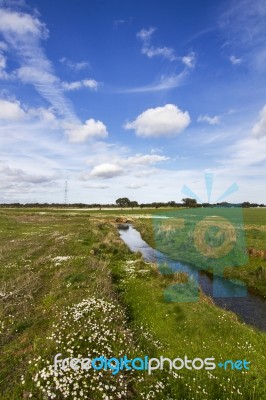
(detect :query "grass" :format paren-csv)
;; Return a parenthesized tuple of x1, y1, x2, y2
(134, 208, 266, 297)
(0, 208, 265, 399)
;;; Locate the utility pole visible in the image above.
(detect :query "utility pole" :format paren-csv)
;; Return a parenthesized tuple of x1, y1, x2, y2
(64, 181, 68, 205)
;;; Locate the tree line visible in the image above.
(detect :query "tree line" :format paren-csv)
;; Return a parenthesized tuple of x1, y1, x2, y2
(0, 198, 264, 209)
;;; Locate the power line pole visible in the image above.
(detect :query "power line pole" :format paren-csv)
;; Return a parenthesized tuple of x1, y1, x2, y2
(64, 181, 68, 205)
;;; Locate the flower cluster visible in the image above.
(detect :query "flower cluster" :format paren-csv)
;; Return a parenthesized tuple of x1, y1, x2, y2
(52, 255, 73, 266)
(30, 297, 166, 399)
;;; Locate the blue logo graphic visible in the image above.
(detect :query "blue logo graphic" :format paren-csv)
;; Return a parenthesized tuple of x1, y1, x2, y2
(153, 173, 248, 302)
(217, 359, 250, 371)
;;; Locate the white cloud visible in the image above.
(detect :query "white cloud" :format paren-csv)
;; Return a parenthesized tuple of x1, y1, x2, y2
(0, 41, 10, 79)
(65, 119, 108, 142)
(0, 53, 6, 69)
(16, 66, 58, 84)
(83, 152, 169, 180)
(0, 8, 106, 145)
(0, 41, 8, 51)
(0, 97, 58, 125)
(28, 107, 56, 123)
(123, 72, 187, 93)
(83, 79, 99, 89)
(219, 0, 266, 73)
(142, 45, 177, 61)
(135, 169, 157, 177)
(136, 27, 156, 41)
(126, 183, 146, 189)
(252, 104, 266, 138)
(229, 55, 242, 65)
(124, 154, 169, 166)
(0, 98, 25, 120)
(61, 81, 82, 90)
(137, 74, 186, 93)
(62, 78, 100, 91)
(124, 104, 191, 138)
(182, 52, 196, 68)
(90, 163, 124, 178)
(198, 114, 221, 125)
(137, 26, 177, 61)
(220, 0, 266, 48)
(59, 57, 89, 71)
(0, 8, 48, 38)
(82, 184, 110, 189)
(227, 135, 266, 167)
(0, 162, 56, 193)
(0, 8, 77, 122)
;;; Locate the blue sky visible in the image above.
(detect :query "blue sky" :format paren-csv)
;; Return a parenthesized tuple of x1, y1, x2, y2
(0, 0, 265, 204)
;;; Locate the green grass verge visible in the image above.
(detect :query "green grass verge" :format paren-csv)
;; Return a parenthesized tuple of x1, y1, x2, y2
(134, 211, 266, 298)
(0, 209, 265, 399)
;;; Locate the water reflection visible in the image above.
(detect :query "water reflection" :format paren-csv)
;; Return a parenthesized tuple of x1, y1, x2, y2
(119, 225, 266, 332)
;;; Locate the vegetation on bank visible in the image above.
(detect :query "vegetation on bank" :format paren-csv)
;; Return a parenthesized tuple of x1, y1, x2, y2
(0, 209, 265, 399)
(134, 208, 266, 298)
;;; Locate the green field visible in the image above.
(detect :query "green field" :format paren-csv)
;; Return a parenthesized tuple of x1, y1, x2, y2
(134, 208, 266, 297)
(0, 208, 265, 399)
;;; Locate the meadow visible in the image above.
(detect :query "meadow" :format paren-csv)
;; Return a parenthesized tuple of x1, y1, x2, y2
(134, 208, 266, 297)
(0, 208, 265, 399)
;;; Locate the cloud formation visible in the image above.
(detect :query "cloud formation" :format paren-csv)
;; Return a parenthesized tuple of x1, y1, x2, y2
(0, 97, 57, 125)
(59, 57, 89, 71)
(85, 152, 169, 180)
(0, 7, 108, 144)
(90, 163, 124, 179)
(182, 52, 196, 68)
(0, 162, 57, 194)
(220, 0, 266, 72)
(0, 40, 9, 79)
(229, 55, 242, 65)
(123, 154, 168, 166)
(62, 78, 100, 91)
(0, 98, 25, 120)
(137, 26, 177, 61)
(0, 8, 77, 121)
(65, 119, 108, 142)
(123, 72, 187, 93)
(198, 114, 221, 125)
(252, 104, 266, 138)
(124, 104, 191, 138)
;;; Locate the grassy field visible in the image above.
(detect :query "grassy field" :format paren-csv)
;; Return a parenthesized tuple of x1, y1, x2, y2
(0, 208, 265, 399)
(134, 208, 266, 297)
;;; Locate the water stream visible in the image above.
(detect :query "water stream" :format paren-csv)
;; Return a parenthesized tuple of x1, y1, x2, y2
(119, 225, 266, 332)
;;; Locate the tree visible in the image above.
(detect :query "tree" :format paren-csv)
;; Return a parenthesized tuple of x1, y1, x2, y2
(129, 201, 139, 209)
(167, 201, 177, 207)
(116, 197, 131, 208)
(182, 198, 198, 208)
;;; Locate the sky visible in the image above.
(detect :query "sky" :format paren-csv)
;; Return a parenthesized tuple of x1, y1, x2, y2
(0, 0, 265, 204)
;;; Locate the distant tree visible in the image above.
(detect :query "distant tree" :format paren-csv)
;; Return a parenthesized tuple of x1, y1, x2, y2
(182, 198, 198, 208)
(242, 202, 251, 208)
(116, 197, 131, 208)
(216, 202, 231, 208)
(129, 201, 138, 209)
(167, 201, 177, 207)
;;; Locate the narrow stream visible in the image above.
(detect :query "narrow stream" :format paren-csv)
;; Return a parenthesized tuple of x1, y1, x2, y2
(119, 225, 266, 332)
